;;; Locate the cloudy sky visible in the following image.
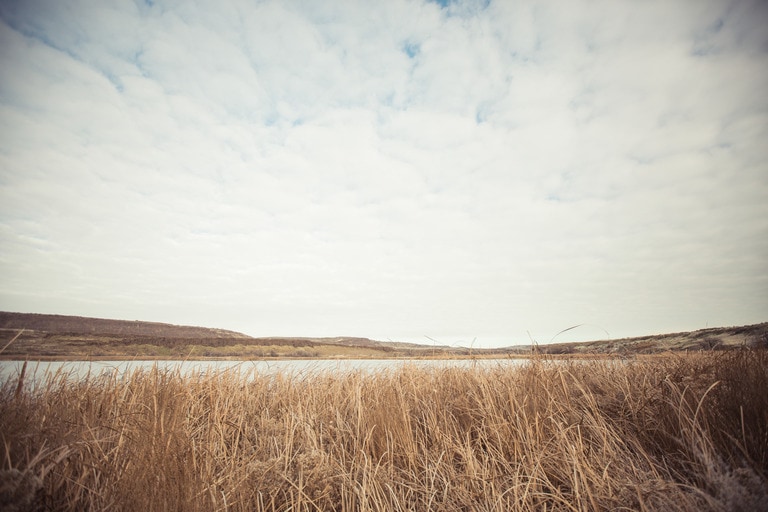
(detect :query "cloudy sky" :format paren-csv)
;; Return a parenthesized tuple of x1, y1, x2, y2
(0, 0, 766, 347)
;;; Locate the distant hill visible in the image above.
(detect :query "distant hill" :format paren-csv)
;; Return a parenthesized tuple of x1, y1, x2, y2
(496, 323, 768, 355)
(0, 311, 430, 359)
(1, 311, 766, 360)
(0, 312, 251, 339)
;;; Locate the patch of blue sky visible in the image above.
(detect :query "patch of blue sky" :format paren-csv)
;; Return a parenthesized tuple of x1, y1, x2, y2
(263, 112, 280, 127)
(402, 40, 420, 59)
(132, 49, 150, 78)
(99, 69, 125, 93)
(474, 101, 495, 124)
(2, 17, 75, 63)
(1, 10, 127, 94)
(692, 17, 727, 56)
(427, 0, 491, 17)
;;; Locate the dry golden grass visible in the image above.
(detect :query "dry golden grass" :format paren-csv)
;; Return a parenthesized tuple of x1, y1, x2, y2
(1, 351, 767, 511)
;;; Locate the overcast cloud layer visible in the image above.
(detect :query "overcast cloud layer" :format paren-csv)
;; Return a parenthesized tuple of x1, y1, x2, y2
(1, 0, 766, 347)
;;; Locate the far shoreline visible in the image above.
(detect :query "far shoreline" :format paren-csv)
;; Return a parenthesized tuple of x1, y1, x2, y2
(0, 352, 639, 362)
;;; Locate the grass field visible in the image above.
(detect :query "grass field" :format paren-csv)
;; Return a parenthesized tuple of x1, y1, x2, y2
(1, 351, 766, 511)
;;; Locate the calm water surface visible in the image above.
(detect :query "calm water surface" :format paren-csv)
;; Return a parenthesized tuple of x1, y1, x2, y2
(0, 358, 527, 383)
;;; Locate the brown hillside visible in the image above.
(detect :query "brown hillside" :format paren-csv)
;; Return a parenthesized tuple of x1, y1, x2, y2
(0, 312, 417, 360)
(0, 311, 251, 339)
(2, 311, 766, 360)
(497, 322, 768, 355)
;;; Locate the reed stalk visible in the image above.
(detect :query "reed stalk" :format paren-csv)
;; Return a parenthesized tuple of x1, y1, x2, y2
(1, 351, 766, 511)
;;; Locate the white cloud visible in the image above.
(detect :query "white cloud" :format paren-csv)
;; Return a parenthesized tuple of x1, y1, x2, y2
(1, 0, 766, 346)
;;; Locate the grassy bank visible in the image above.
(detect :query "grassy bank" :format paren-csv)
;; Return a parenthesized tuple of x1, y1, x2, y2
(1, 352, 766, 511)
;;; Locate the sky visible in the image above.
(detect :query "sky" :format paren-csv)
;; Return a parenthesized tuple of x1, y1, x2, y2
(0, 0, 766, 348)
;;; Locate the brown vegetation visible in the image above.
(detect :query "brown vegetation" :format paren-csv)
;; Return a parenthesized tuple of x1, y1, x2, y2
(1, 351, 766, 511)
(0, 312, 253, 339)
(526, 323, 768, 355)
(2, 312, 767, 360)
(0, 312, 425, 359)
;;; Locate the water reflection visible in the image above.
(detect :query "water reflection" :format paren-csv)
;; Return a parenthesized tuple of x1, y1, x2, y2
(0, 358, 527, 383)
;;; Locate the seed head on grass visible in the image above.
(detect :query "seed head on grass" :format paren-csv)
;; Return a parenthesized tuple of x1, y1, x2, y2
(1, 351, 766, 511)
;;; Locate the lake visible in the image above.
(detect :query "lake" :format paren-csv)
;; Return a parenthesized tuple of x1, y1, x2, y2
(0, 358, 528, 384)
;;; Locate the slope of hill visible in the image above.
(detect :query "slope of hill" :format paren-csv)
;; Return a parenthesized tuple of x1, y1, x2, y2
(0, 312, 250, 339)
(496, 323, 768, 355)
(1, 311, 766, 360)
(0, 311, 434, 359)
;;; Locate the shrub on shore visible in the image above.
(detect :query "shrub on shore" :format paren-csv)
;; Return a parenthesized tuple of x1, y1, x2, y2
(1, 351, 766, 511)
